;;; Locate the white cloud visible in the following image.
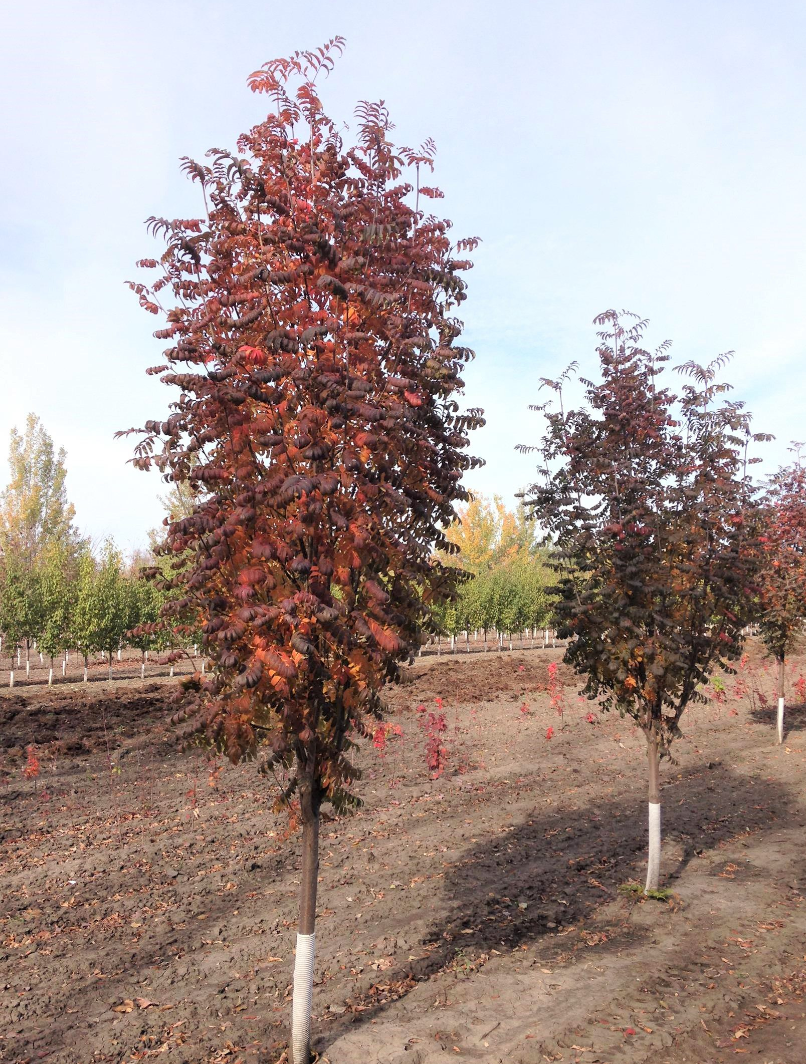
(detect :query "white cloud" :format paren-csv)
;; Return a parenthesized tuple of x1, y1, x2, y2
(2, 0, 805, 543)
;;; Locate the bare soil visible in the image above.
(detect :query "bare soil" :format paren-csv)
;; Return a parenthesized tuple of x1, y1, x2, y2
(2, 642, 806, 1064)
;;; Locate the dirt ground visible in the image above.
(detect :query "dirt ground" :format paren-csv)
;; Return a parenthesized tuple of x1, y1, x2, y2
(2, 641, 806, 1064)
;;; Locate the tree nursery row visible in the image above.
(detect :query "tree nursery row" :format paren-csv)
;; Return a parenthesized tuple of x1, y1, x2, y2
(3, 40, 806, 1064)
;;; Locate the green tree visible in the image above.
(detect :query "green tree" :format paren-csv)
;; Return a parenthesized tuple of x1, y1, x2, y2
(71, 543, 131, 680)
(0, 553, 44, 676)
(0, 414, 83, 568)
(38, 542, 79, 681)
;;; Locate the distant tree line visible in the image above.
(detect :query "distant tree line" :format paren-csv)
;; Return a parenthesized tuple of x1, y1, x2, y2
(430, 496, 558, 646)
(0, 415, 180, 680)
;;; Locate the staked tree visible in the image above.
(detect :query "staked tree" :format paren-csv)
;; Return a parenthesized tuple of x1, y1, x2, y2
(120, 40, 482, 1064)
(71, 544, 130, 680)
(521, 311, 764, 893)
(0, 554, 42, 676)
(38, 542, 79, 682)
(756, 451, 806, 743)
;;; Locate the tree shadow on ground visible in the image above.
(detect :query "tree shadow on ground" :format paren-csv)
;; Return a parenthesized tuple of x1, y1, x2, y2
(749, 699, 806, 734)
(316, 759, 795, 1054)
(3, 692, 796, 1064)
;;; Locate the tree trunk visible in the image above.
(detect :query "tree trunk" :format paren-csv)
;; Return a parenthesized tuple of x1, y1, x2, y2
(777, 655, 785, 744)
(292, 775, 320, 1064)
(645, 733, 661, 893)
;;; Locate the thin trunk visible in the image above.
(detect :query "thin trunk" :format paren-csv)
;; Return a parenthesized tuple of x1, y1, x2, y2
(645, 733, 661, 893)
(109, 651, 113, 681)
(777, 655, 785, 745)
(48, 666, 53, 686)
(292, 773, 320, 1064)
(9, 671, 13, 688)
(465, 630, 469, 653)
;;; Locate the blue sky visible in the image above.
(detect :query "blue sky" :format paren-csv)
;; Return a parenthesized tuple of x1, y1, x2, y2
(2, 0, 806, 552)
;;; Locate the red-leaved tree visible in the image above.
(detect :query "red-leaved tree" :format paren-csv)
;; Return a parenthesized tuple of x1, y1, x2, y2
(120, 40, 482, 1063)
(757, 450, 806, 743)
(520, 311, 764, 893)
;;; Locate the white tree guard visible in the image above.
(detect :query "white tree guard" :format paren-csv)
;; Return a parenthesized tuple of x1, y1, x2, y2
(777, 697, 785, 745)
(645, 802, 661, 892)
(292, 932, 316, 1063)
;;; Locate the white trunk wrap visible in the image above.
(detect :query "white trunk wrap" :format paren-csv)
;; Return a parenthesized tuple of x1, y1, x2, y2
(777, 697, 785, 744)
(292, 932, 316, 1063)
(646, 801, 661, 892)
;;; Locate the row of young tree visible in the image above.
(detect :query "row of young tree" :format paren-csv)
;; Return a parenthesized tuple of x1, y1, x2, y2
(432, 497, 557, 644)
(0, 415, 176, 681)
(0, 540, 167, 681)
(0, 418, 555, 682)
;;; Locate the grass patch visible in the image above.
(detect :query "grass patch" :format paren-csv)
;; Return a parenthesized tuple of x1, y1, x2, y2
(618, 881, 675, 902)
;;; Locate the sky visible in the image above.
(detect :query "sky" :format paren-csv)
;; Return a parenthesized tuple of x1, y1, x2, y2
(2, 0, 806, 553)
